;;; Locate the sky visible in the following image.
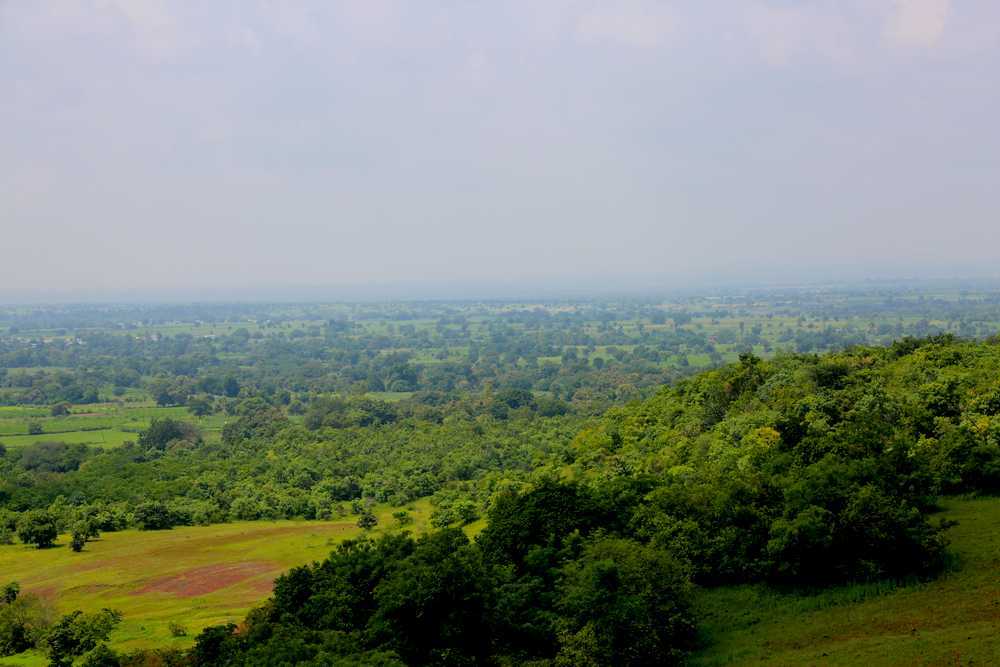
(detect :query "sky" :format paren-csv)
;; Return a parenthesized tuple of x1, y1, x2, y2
(2, 0, 999, 299)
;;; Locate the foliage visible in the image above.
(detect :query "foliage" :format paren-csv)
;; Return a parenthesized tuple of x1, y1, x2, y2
(138, 418, 201, 452)
(0, 591, 55, 657)
(132, 501, 177, 531)
(16, 510, 58, 548)
(46, 608, 122, 667)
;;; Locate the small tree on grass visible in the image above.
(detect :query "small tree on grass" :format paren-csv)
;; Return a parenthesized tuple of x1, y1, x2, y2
(392, 510, 413, 528)
(70, 531, 86, 553)
(2, 582, 18, 605)
(357, 511, 378, 531)
(27, 422, 43, 436)
(50, 403, 71, 417)
(16, 511, 58, 549)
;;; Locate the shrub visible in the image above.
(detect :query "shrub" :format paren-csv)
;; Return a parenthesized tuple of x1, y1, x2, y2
(132, 502, 176, 531)
(0, 592, 55, 656)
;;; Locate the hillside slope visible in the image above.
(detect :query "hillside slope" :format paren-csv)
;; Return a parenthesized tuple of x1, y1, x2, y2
(691, 495, 1000, 666)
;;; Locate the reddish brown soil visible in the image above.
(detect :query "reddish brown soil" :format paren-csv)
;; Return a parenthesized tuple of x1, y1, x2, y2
(132, 561, 280, 597)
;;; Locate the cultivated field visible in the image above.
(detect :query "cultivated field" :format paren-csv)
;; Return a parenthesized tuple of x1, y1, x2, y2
(0, 403, 227, 450)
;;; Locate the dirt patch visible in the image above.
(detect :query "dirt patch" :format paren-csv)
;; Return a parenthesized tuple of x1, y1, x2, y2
(133, 561, 281, 597)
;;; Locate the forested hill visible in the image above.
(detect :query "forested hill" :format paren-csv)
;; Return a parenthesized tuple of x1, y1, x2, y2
(179, 334, 1000, 666)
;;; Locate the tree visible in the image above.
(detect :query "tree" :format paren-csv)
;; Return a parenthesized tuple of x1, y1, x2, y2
(555, 538, 695, 666)
(223, 376, 240, 398)
(27, 422, 43, 436)
(357, 511, 378, 531)
(45, 609, 122, 667)
(132, 502, 176, 531)
(192, 623, 238, 666)
(369, 529, 490, 665)
(80, 644, 119, 667)
(50, 403, 71, 417)
(70, 527, 87, 553)
(187, 394, 213, 417)
(16, 511, 58, 549)
(2, 582, 18, 605)
(0, 591, 54, 656)
(137, 418, 200, 451)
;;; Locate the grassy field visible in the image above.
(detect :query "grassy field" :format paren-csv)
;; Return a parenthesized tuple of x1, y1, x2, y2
(0, 500, 433, 664)
(0, 403, 227, 450)
(690, 496, 1000, 666)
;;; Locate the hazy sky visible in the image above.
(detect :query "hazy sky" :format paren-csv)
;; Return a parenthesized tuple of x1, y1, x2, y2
(3, 0, 999, 297)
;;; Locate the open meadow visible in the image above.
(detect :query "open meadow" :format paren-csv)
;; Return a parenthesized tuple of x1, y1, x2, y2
(0, 501, 433, 665)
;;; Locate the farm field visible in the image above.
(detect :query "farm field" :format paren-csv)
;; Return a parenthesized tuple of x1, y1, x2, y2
(689, 496, 1000, 666)
(0, 403, 227, 450)
(0, 500, 433, 665)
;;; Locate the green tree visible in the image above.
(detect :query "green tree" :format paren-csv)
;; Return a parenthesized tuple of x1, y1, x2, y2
(16, 511, 58, 549)
(80, 644, 119, 667)
(132, 502, 176, 531)
(137, 418, 200, 451)
(70, 528, 87, 553)
(357, 511, 378, 531)
(45, 609, 122, 667)
(0, 592, 54, 656)
(555, 538, 695, 666)
(2, 583, 18, 605)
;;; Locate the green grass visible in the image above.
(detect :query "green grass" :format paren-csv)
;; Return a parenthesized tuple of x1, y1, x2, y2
(0, 500, 433, 661)
(0, 404, 227, 449)
(0, 429, 136, 449)
(690, 496, 1000, 666)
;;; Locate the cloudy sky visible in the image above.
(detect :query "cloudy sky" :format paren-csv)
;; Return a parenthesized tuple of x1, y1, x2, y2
(2, 0, 999, 297)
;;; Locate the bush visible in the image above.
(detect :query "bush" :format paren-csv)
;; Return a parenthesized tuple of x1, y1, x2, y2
(50, 403, 71, 417)
(132, 502, 176, 531)
(0, 592, 55, 656)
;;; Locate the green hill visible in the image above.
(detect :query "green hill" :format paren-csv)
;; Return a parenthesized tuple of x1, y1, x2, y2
(691, 495, 1000, 665)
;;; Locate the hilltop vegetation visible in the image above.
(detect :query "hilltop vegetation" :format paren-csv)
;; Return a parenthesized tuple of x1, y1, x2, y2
(2, 294, 1000, 664)
(169, 334, 999, 665)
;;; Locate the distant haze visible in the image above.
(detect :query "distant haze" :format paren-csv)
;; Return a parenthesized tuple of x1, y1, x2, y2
(3, 1, 999, 299)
